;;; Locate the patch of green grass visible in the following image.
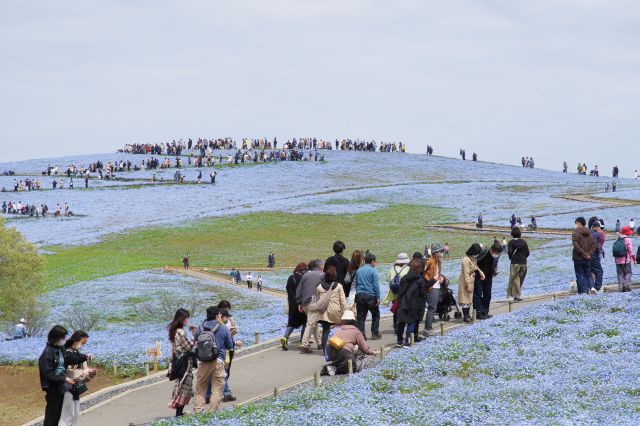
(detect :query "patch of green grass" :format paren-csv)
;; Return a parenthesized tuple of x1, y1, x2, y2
(43, 204, 549, 290)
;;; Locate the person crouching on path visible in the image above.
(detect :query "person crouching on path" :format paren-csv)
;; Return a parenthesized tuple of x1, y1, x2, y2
(395, 258, 427, 347)
(459, 244, 485, 323)
(194, 306, 234, 413)
(323, 310, 379, 376)
(507, 227, 529, 301)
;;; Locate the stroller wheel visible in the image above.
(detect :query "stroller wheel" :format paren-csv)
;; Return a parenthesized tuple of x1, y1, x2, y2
(454, 311, 462, 319)
(438, 314, 443, 320)
(444, 314, 451, 321)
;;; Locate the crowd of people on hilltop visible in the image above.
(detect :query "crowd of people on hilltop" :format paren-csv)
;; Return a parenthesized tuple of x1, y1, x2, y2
(522, 157, 535, 168)
(2, 201, 72, 218)
(120, 138, 406, 155)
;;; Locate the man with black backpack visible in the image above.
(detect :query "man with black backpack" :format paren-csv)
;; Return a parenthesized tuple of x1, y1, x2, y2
(193, 307, 233, 413)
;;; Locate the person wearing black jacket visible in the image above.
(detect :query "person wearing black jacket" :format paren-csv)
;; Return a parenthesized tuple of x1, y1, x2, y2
(38, 325, 87, 426)
(507, 228, 530, 301)
(474, 243, 502, 319)
(395, 259, 428, 348)
(325, 241, 350, 296)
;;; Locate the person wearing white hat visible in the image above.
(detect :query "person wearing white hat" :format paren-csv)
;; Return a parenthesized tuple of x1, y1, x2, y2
(382, 253, 411, 329)
(14, 318, 27, 339)
(322, 310, 379, 376)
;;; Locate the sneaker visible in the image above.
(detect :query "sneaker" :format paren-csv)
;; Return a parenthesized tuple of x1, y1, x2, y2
(280, 337, 288, 351)
(395, 342, 404, 348)
(403, 339, 411, 348)
(589, 288, 597, 295)
(326, 365, 336, 376)
(223, 395, 237, 402)
(426, 330, 438, 337)
(369, 334, 382, 340)
(513, 297, 523, 302)
(477, 313, 488, 320)
(299, 346, 313, 354)
(485, 314, 493, 319)
(414, 336, 425, 343)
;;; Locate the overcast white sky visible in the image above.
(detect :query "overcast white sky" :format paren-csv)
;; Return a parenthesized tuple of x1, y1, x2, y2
(1, 0, 639, 175)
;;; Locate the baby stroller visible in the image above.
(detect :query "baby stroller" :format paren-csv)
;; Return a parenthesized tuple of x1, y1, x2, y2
(437, 279, 462, 321)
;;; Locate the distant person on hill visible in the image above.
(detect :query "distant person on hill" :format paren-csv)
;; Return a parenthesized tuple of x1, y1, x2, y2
(507, 227, 529, 302)
(182, 254, 189, 269)
(354, 252, 381, 340)
(267, 253, 275, 268)
(589, 218, 605, 293)
(229, 268, 240, 284)
(322, 310, 378, 376)
(563, 161, 568, 173)
(474, 242, 502, 320)
(614, 226, 635, 292)
(296, 259, 324, 353)
(629, 218, 635, 231)
(476, 214, 483, 229)
(281, 262, 308, 351)
(209, 170, 217, 184)
(256, 274, 263, 292)
(472, 152, 478, 162)
(612, 181, 617, 192)
(324, 241, 350, 296)
(510, 214, 517, 229)
(572, 217, 596, 294)
(443, 243, 450, 259)
(502, 237, 507, 253)
(245, 272, 253, 289)
(459, 244, 484, 323)
(615, 219, 621, 233)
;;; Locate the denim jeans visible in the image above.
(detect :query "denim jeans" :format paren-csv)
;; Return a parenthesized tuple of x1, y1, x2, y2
(396, 322, 415, 343)
(573, 259, 593, 294)
(425, 288, 440, 330)
(590, 256, 603, 290)
(355, 293, 380, 336)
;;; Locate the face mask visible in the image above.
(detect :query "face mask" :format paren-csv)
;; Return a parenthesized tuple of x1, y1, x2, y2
(75, 344, 84, 351)
(492, 254, 501, 259)
(56, 339, 66, 347)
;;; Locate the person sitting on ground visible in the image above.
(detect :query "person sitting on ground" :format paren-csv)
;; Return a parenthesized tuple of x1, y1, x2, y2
(14, 318, 27, 339)
(322, 310, 379, 376)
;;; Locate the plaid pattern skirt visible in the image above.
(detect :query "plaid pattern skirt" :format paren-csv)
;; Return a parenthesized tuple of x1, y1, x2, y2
(169, 358, 194, 408)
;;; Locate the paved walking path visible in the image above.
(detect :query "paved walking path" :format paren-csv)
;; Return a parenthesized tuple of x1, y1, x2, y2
(77, 287, 579, 426)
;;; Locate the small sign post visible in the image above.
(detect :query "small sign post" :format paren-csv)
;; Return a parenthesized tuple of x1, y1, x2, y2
(146, 341, 162, 372)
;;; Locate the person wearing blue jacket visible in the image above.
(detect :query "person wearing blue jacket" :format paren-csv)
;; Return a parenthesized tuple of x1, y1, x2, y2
(355, 252, 381, 340)
(193, 307, 234, 413)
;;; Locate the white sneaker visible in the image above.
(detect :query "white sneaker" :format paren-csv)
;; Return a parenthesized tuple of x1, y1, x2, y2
(589, 288, 597, 295)
(326, 365, 336, 376)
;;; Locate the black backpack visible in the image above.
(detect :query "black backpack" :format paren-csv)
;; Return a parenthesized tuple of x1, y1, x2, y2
(195, 323, 220, 362)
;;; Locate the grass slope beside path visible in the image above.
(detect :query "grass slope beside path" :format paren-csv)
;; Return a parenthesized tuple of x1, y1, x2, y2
(43, 204, 548, 290)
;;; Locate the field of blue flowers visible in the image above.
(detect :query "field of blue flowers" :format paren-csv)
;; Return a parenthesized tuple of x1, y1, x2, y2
(159, 292, 640, 426)
(3, 151, 638, 245)
(0, 270, 287, 372)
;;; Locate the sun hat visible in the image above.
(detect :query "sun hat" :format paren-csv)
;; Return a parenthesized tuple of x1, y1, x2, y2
(341, 310, 356, 321)
(621, 226, 633, 236)
(395, 253, 410, 264)
(431, 243, 444, 254)
(19, 318, 26, 324)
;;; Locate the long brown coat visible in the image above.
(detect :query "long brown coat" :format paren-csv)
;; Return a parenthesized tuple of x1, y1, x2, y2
(458, 256, 479, 305)
(315, 282, 347, 324)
